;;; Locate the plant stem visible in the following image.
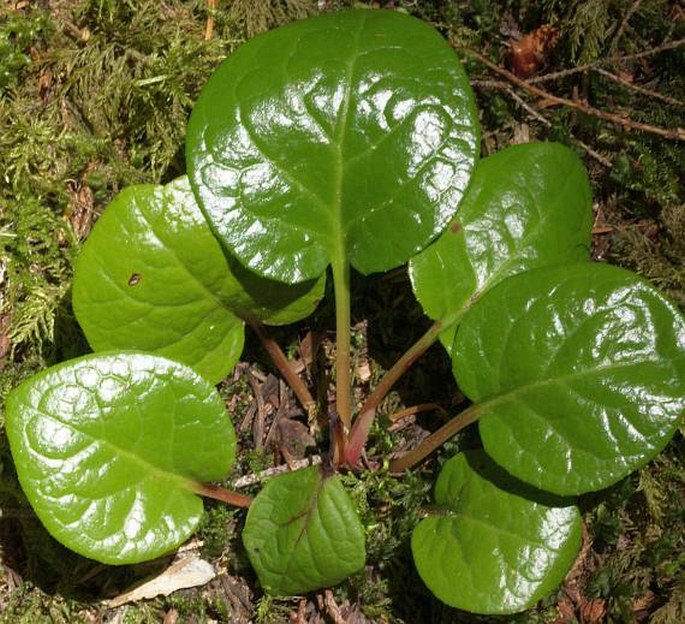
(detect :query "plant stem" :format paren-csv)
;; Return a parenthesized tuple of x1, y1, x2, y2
(388, 403, 483, 473)
(193, 483, 253, 508)
(344, 321, 442, 466)
(331, 257, 352, 433)
(247, 319, 316, 419)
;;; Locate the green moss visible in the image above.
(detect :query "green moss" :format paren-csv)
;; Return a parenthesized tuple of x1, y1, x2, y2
(226, 0, 315, 38)
(0, 9, 51, 92)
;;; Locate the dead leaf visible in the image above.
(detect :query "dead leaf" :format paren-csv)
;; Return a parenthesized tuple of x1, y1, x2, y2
(508, 24, 560, 78)
(580, 598, 606, 623)
(276, 418, 316, 460)
(108, 555, 215, 607)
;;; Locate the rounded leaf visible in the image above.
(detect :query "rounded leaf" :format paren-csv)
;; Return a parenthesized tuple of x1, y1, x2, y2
(5, 352, 236, 564)
(412, 451, 581, 614)
(410, 142, 592, 354)
(186, 9, 479, 283)
(453, 264, 685, 495)
(242, 465, 366, 595)
(73, 178, 244, 383)
(73, 177, 324, 384)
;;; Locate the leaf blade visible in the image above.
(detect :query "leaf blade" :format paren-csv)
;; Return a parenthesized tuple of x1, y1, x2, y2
(410, 142, 593, 353)
(412, 451, 581, 614)
(6, 352, 236, 564)
(187, 10, 479, 283)
(242, 466, 365, 595)
(452, 264, 685, 495)
(73, 177, 324, 383)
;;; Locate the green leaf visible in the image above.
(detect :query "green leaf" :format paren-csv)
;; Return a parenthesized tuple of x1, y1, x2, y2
(412, 451, 581, 614)
(410, 142, 593, 354)
(186, 9, 479, 283)
(73, 177, 324, 384)
(242, 465, 365, 595)
(453, 263, 685, 496)
(5, 352, 236, 565)
(223, 254, 325, 327)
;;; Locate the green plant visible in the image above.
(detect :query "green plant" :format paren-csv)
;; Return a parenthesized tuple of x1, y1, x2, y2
(5, 8, 684, 616)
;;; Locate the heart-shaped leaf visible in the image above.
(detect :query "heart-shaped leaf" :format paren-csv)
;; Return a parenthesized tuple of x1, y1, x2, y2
(242, 465, 365, 595)
(410, 142, 592, 354)
(186, 9, 479, 284)
(73, 177, 324, 384)
(5, 352, 236, 564)
(412, 450, 581, 614)
(452, 263, 685, 495)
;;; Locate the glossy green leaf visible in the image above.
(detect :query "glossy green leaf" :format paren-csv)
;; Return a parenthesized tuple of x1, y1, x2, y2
(412, 451, 581, 614)
(452, 263, 685, 495)
(223, 253, 325, 327)
(242, 465, 365, 595)
(409, 142, 592, 354)
(73, 177, 324, 384)
(5, 352, 236, 564)
(186, 9, 479, 283)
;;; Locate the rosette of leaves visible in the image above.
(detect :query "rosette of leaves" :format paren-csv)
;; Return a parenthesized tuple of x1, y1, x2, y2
(5, 8, 684, 615)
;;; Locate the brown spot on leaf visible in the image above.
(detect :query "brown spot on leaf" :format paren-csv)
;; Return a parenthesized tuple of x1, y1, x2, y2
(450, 221, 461, 234)
(128, 273, 142, 286)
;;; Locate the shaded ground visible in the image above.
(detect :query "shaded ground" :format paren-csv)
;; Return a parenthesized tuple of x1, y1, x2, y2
(1, 0, 684, 622)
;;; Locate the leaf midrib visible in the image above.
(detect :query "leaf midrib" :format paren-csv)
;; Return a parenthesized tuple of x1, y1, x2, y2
(329, 13, 366, 262)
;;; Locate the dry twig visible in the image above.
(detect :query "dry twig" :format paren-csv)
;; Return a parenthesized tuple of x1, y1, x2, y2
(461, 47, 685, 142)
(610, 0, 645, 53)
(204, 0, 216, 41)
(471, 79, 613, 167)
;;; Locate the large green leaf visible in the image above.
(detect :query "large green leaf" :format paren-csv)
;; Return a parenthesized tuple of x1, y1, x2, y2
(5, 352, 236, 564)
(242, 465, 365, 595)
(186, 9, 479, 283)
(73, 177, 324, 384)
(452, 264, 685, 496)
(412, 451, 581, 614)
(410, 142, 592, 354)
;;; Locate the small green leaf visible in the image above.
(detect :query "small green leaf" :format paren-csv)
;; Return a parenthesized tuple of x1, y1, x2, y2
(453, 264, 685, 495)
(412, 451, 581, 614)
(73, 177, 324, 384)
(409, 142, 592, 354)
(242, 465, 365, 595)
(5, 352, 236, 564)
(186, 9, 479, 283)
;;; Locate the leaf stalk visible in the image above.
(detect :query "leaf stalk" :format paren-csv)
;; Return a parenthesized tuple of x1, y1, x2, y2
(247, 319, 316, 419)
(345, 321, 442, 466)
(388, 402, 483, 473)
(194, 483, 253, 508)
(331, 258, 353, 433)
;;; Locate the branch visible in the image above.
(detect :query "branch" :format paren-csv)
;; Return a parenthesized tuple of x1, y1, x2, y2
(609, 0, 645, 54)
(593, 67, 685, 108)
(527, 38, 685, 84)
(461, 47, 685, 142)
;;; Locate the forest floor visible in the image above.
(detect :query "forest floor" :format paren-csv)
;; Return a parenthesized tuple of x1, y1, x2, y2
(1, 1, 684, 622)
